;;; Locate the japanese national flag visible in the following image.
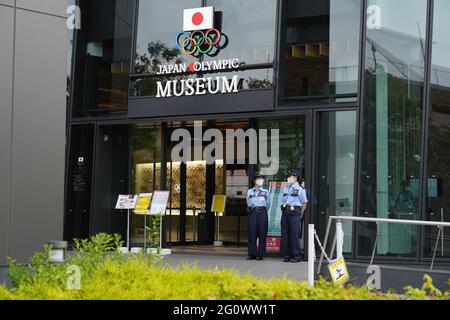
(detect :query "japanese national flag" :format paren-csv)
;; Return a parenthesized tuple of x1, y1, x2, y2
(183, 7, 214, 31)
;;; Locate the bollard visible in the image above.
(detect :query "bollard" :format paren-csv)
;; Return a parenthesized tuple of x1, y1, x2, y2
(336, 222, 343, 259)
(308, 224, 315, 286)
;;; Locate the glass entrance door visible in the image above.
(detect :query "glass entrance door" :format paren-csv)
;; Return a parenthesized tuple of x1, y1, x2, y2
(165, 121, 249, 246)
(130, 115, 310, 250)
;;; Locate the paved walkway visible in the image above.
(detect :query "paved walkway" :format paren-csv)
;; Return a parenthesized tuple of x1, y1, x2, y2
(163, 253, 308, 281)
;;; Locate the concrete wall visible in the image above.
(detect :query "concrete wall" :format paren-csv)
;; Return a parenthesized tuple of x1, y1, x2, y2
(0, 1, 67, 265)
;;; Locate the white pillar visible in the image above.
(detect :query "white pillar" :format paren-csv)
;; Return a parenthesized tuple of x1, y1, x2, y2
(308, 224, 315, 286)
(336, 222, 343, 259)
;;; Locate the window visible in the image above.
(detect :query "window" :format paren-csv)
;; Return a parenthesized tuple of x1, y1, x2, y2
(134, 0, 200, 74)
(132, 0, 277, 97)
(283, 0, 361, 102)
(316, 111, 357, 254)
(359, 0, 427, 257)
(73, 0, 134, 115)
(131, 126, 162, 245)
(204, 0, 277, 65)
(424, 0, 450, 258)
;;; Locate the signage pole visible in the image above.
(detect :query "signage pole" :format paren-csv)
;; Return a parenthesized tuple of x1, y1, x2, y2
(127, 209, 130, 250)
(144, 214, 147, 254)
(159, 212, 163, 252)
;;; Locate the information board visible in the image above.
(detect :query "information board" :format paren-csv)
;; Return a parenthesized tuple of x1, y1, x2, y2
(134, 193, 152, 214)
(211, 195, 227, 213)
(149, 191, 170, 215)
(115, 195, 138, 210)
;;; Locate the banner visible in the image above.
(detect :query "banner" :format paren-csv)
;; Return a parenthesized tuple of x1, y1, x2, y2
(267, 181, 288, 236)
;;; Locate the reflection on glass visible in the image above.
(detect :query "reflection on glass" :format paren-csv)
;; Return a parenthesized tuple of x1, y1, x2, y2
(284, 0, 361, 101)
(130, 126, 161, 245)
(359, 0, 426, 257)
(135, 0, 200, 73)
(257, 117, 306, 180)
(316, 111, 357, 253)
(74, 0, 133, 113)
(133, 0, 275, 97)
(425, 0, 450, 258)
(205, 0, 277, 64)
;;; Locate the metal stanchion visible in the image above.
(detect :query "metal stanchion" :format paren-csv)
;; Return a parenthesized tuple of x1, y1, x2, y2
(308, 224, 315, 287)
(336, 222, 343, 259)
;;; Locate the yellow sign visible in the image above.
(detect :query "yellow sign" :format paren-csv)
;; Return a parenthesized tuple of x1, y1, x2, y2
(328, 257, 349, 286)
(211, 195, 226, 213)
(134, 193, 152, 214)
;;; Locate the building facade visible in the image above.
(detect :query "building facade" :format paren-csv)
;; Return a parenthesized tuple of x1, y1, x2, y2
(65, 0, 450, 265)
(0, 0, 68, 265)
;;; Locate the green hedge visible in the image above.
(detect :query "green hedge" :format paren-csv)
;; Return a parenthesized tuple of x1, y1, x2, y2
(0, 233, 448, 300)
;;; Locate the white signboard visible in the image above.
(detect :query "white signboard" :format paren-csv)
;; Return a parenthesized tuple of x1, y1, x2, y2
(149, 191, 170, 215)
(115, 195, 138, 210)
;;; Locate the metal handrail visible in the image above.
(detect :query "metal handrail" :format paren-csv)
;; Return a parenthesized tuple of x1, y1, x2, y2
(317, 216, 450, 274)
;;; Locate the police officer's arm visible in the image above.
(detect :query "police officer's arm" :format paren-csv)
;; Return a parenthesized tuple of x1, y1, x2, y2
(266, 189, 271, 209)
(246, 189, 252, 208)
(301, 203, 307, 216)
(300, 189, 308, 216)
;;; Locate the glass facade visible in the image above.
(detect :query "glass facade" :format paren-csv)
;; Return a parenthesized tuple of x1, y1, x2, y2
(283, 0, 361, 102)
(132, 0, 277, 97)
(131, 126, 161, 245)
(73, 0, 134, 115)
(359, 0, 427, 257)
(66, 0, 450, 265)
(424, 0, 450, 258)
(316, 111, 357, 253)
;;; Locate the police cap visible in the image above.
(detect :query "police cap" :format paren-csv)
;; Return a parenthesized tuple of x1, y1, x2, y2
(287, 169, 300, 178)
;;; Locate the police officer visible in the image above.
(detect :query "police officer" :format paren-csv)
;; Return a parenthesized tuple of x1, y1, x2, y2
(280, 169, 308, 263)
(246, 172, 270, 261)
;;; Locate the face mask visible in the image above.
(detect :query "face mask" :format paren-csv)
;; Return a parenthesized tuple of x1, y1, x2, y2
(255, 179, 264, 187)
(287, 176, 296, 185)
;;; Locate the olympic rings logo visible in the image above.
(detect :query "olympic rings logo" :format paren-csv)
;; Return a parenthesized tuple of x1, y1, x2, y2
(174, 28, 228, 57)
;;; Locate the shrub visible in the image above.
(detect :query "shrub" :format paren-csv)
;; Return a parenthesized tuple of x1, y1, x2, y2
(1, 233, 448, 300)
(6, 233, 161, 290)
(404, 275, 450, 300)
(1, 259, 396, 300)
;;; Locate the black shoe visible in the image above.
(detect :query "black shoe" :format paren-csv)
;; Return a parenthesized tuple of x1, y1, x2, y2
(283, 257, 291, 263)
(290, 258, 301, 263)
(256, 257, 263, 261)
(247, 256, 256, 260)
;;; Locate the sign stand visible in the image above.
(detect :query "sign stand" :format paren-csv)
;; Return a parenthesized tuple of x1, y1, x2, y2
(144, 214, 147, 253)
(211, 195, 227, 247)
(126, 208, 131, 250)
(133, 193, 153, 254)
(114, 195, 138, 252)
(149, 191, 171, 255)
(214, 212, 223, 247)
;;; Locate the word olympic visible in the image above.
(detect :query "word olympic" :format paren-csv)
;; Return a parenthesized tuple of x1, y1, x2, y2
(156, 58, 241, 75)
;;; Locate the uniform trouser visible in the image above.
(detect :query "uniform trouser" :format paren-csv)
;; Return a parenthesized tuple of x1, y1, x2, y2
(281, 209, 302, 259)
(248, 208, 268, 257)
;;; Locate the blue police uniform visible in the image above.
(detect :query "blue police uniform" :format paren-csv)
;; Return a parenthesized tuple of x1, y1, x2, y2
(246, 185, 270, 259)
(281, 176, 308, 262)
